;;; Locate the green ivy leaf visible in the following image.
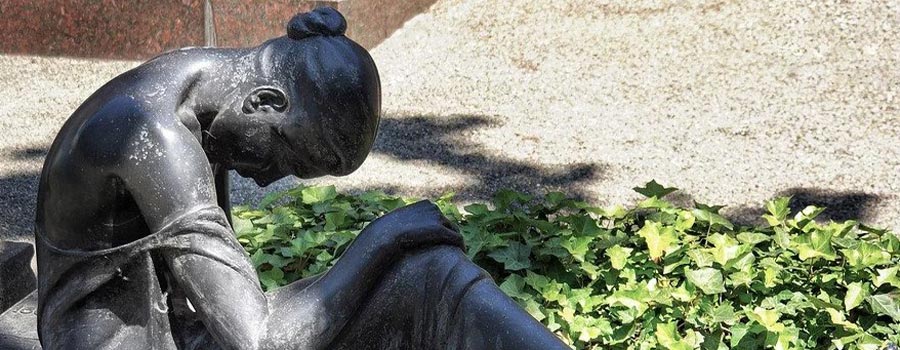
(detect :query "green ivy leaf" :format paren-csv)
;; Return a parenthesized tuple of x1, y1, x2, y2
(708, 233, 741, 266)
(259, 190, 289, 209)
(730, 323, 754, 348)
(686, 268, 726, 295)
(825, 308, 860, 331)
(324, 211, 347, 231)
(843, 241, 891, 268)
(232, 216, 255, 236)
(606, 244, 632, 270)
(487, 242, 532, 271)
(867, 293, 900, 322)
(844, 282, 870, 312)
(258, 267, 285, 291)
(655, 322, 694, 350)
(572, 315, 611, 343)
(300, 185, 338, 204)
(606, 285, 651, 318)
(498, 274, 531, 300)
(522, 299, 546, 322)
(693, 209, 734, 230)
(329, 230, 357, 249)
(771, 326, 799, 350)
(873, 266, 900, 288)
(694, 201, 725, 214)
(764, 196, 792, 226)
(602, 205, 628, 219)
(638, 196, 674, 209)
(523, 271, 550, 293)
(633, 180, 678, 198)
(561, 236, 593, 262)
(795, 229, 837, 261)
(687, 249, 715, 267)
(638, 221, 678, 262)
(745, 306, 784, 332)
(707, 302, 738, 325)
(737, 232, 770, 246)
(881, 231, 900, 253)
(675, 210, 696, 231)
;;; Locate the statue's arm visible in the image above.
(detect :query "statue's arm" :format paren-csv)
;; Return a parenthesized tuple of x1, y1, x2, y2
(102, 104, 269, 349)
(263, 201, 464, 348)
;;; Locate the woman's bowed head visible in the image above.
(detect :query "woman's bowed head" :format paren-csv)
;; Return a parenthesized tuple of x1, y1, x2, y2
(201, 7, 381, 186)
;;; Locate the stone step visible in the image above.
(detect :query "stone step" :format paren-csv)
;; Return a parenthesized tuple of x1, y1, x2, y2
(0, 291, 40, 349)
(0, 241, 36, 314)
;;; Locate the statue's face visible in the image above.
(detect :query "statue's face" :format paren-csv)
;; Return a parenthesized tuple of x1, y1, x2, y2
(205, 89, 297, 186)
(210, 36, 381, 187)
(210, 78, 379, 187)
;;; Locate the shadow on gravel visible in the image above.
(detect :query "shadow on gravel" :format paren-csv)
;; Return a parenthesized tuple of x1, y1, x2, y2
(9, 147, 48, 161)
(728, 187, 882, 226)
(0, 147, 46, 241)
(0, 172, 40, 241)
(2, 114, 607, 238)
(371, 115, 605, 201)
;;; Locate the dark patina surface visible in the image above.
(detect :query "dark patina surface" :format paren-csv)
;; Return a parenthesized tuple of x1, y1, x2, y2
(32, 8, 567, 350)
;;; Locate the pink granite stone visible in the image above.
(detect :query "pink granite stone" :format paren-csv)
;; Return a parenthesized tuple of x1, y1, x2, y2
(0, 0, 436, 59)
(211, 0, 315, 48)
(0, 0, 205, 60)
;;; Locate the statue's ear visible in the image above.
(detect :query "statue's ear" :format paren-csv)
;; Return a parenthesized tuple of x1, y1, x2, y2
(242, 86, 288, 114)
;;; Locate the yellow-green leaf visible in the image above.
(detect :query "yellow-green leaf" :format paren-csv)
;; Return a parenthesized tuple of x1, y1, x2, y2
(606, 245, 632, 270)
(746, 306, 784, 333)
(638, 221, 678, 262)
(874, 266, 900, 288)
(867, 293, 900, 322)
(844, 282, 870, 312)
(686, 268, 726, 295)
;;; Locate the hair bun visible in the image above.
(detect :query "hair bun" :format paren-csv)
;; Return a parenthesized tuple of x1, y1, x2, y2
(287, 7, 347, 40)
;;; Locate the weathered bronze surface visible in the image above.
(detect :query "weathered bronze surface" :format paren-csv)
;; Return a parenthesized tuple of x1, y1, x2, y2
(35, 8, 567, 349)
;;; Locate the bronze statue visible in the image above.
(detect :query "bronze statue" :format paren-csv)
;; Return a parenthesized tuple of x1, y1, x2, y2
(35, 8, 567, 350)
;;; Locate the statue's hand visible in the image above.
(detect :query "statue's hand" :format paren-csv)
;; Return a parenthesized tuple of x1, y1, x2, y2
(359, 200, 464, 255)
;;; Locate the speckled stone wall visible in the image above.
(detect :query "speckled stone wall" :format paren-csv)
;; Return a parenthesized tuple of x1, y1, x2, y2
(0, 0, 437, 60)
(0, 0, 205, 60)
(211, 0, 315, 48)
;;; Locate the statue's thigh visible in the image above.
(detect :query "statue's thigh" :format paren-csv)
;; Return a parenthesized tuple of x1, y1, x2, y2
(327, 246, 490, 350)
(48, 267, 176, 349)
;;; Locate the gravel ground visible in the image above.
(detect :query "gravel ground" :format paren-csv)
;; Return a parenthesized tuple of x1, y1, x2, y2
(1, 0, 898, 242)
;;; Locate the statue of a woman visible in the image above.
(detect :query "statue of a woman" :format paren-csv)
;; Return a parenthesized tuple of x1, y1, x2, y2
(35, 8, 568, 350)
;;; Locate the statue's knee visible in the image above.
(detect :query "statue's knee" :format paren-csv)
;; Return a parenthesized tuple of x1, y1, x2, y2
(396, 246, 465, 273)
(391, 246, 490, 292)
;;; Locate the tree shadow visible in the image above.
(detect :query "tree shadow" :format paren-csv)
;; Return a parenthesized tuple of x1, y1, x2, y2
(4, 114, 604, 236)
(370, 114, 605, 201)
(8, 148, 48, 161)
(232, 114, 606, 206)
(0, 146, 47, 241)
(0, 172, 39, 242)
(727, 187, 882, 226)
(2, 126, 884, 238)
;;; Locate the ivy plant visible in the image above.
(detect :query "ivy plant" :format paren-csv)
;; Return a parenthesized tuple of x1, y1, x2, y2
(233, 182, 900, 349)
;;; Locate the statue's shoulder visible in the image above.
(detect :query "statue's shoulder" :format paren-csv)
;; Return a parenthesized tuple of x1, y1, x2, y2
(65, 95, 186, 168)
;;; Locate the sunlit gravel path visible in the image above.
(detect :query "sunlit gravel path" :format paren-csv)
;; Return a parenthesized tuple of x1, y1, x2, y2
(1, 0, 898, 241)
